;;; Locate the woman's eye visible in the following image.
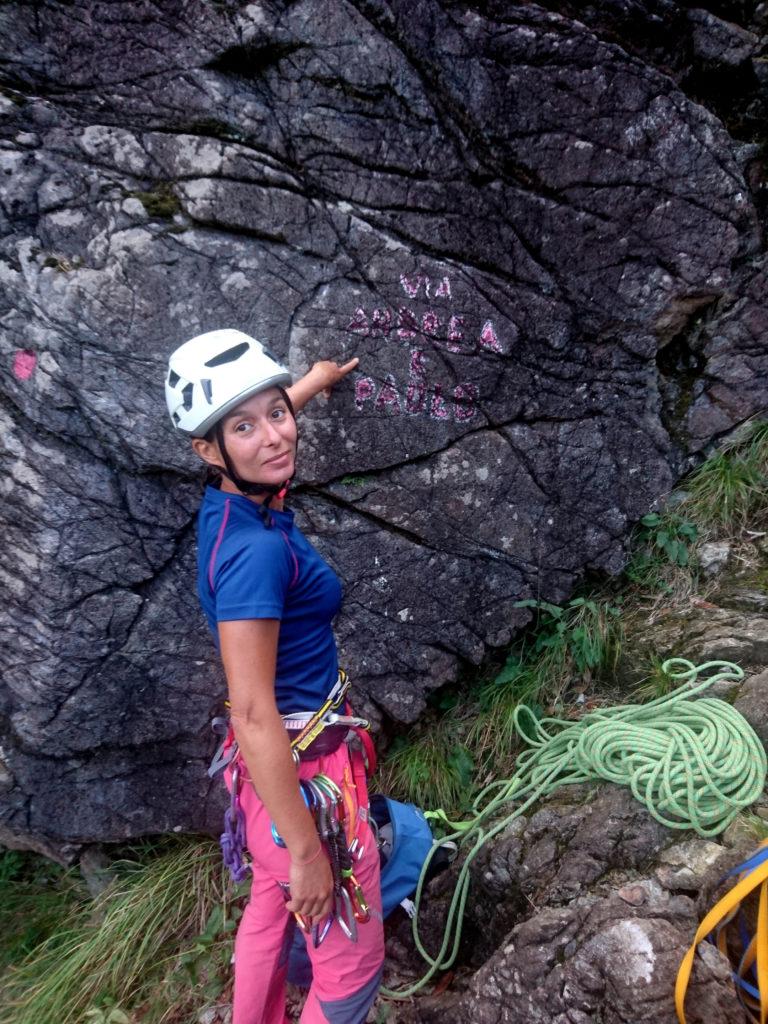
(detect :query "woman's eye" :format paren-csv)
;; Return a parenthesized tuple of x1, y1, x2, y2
(271, 407, 286, 420)
(234, 422, 252, 434)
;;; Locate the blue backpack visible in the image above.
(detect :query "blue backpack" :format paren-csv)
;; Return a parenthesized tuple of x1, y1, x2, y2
(287, 794, 440, 986)
(369, 794, 435, 917)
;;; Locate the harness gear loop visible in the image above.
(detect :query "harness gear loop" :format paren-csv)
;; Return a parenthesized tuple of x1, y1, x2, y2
(212, 670, 375, 943)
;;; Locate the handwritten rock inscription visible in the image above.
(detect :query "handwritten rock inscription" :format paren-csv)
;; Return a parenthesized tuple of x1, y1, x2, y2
(348, 273, 504, 423)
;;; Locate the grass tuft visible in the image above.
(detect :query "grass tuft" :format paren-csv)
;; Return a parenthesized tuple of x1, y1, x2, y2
(683, 419, 768, 535)
(0, 837, 238, 1024)
(632, 655, 676, 703)
(377, 716, 475, 812)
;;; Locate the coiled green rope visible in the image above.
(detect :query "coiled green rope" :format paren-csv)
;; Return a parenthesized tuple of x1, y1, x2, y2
(381, 659, 767, 1000)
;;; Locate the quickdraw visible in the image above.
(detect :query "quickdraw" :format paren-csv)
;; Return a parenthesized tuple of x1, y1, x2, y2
(272, 773, 371, 947)
(219, 764, 250, 884)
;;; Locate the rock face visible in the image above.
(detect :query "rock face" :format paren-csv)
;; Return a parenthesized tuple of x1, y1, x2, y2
(388, 786, 752, 1024)
(0, 0, 767, 856)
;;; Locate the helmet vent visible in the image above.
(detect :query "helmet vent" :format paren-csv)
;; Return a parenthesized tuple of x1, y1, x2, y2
(168, 369, 180, 387)
(201, 378, 213, 404)
(181, 382, 194, 410)
(204, 342, 250, 367)
(172, 411, 180, 424)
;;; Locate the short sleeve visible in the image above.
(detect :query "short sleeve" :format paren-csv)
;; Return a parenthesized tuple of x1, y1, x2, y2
(211, 530, 293, 622)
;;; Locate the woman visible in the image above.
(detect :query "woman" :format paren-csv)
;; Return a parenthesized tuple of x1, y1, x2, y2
(165, 329, 384, 1024)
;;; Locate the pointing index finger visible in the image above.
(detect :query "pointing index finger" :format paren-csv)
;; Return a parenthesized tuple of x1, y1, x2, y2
(338, 357, 359, 375)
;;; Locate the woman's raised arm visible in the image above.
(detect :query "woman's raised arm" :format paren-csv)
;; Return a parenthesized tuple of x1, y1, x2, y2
(287, 357, 359, 412)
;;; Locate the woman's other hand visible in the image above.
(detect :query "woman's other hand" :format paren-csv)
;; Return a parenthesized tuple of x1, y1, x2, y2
(287, 357, 359, 411)
(286, 850, 334, 924)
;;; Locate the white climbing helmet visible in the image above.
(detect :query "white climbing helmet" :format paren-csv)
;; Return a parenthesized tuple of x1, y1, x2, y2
(166, 329, 292, 437)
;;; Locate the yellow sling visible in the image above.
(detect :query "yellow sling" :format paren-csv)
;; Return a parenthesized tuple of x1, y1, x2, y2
(676, 839, 768, 1023)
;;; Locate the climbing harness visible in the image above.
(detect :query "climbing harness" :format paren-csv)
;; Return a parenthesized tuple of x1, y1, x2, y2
(379, 659, 767, 1000)
(210, 669, 376, 943)
(281, 671, 370, 762)
(208, 670, 365, 780)
(676, 841, 768, 1023)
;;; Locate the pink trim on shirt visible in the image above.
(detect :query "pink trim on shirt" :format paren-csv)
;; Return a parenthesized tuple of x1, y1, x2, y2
(208, 498, 232, 592)
(279, 529, 299, 588)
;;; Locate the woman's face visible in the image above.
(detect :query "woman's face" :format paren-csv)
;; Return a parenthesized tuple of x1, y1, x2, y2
(194, 386, 297, 486)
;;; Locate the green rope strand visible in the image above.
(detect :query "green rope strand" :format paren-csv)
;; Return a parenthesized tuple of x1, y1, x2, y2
(380, 659, 767, 1000)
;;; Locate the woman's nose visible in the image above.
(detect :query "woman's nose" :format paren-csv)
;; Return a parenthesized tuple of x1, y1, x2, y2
(261, 419, 282, 444)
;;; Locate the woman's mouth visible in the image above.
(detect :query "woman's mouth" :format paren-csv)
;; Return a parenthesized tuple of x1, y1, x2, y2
(263, 451, 292, 468)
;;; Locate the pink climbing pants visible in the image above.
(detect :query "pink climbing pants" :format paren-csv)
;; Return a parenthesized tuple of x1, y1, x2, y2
(229, 743, 384, 1024)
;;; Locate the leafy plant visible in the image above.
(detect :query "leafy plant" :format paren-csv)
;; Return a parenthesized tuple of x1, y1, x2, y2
(175, 900, 241, 1002)
(624, 511, 699, 591)
(83, 1000, 133, 1024)
(512, 596, 622, 686)
(636, 512, 698, 567)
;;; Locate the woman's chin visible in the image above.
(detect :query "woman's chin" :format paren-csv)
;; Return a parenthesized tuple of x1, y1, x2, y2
(263, 458, 295, 483)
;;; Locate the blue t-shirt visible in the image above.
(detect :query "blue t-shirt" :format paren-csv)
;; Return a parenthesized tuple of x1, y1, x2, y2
(197, 485, 342, 714)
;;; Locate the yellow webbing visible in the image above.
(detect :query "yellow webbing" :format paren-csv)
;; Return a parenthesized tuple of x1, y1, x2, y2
(676, 839, 768, 1023)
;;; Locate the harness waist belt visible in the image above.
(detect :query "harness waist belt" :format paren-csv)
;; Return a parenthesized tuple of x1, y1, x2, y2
(207, 670, 370, 772)
(284, 711, 370, 761)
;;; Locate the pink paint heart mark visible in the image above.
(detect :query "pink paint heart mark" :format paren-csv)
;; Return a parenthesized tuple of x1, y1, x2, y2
(13, 349, 37, 381)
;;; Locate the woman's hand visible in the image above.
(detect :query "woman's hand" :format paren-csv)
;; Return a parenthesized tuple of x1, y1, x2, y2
(312, 357, 360, 398)
(286, 851, 334, 924)
(287, 357, 359, 412)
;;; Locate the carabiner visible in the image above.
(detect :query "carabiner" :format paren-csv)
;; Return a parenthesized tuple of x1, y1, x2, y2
(344, 872, 370, 923)
(229, 764, 241, 821)
(334, 884, 358, 942)
(276, 881, 312, 933)
(312, 912, 334, 948)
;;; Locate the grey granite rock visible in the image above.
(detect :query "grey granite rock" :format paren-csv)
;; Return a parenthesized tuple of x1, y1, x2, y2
(404, 787, 745, 1023)
(0, 1, 766, 856)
